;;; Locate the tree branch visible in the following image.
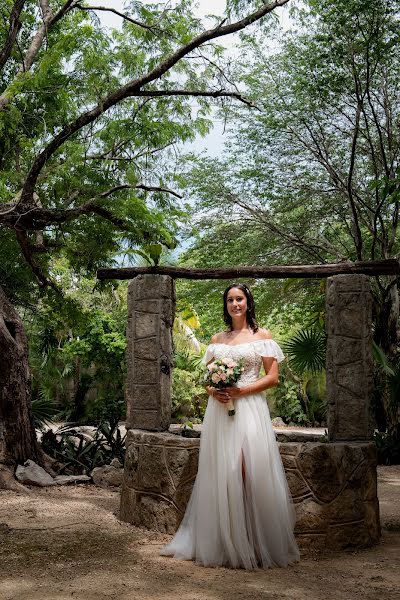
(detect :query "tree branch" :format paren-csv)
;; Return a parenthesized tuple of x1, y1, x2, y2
(223, 191, 335, 263)
(0, 0, 78, 110)
(133, 88, 258, 108)
(14, 229, 59, 290)
(0, 0, 25, 73)
(18, 0, 290, 206)
(346, 100, 364, 260)
(75, 3, 160, 33)
(1, 181, 181, 225)
(134, 184, 182, 198)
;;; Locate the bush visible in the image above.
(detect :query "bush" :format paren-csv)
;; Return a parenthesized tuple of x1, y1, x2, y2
(374, 430, 400, 465)
(171, 367, 208, 422)
(269, 376, 309, 425)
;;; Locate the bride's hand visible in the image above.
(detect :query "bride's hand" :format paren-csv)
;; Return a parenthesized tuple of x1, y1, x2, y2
(207, 387, 230, 404)
(223, 386, 242, 399)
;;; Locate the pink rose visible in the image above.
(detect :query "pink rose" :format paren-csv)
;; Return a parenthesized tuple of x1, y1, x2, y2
(211, 373, 221, 384)
(220, 373, 227, 381)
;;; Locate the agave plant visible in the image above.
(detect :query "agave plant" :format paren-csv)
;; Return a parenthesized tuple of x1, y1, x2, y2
(41, 418, 126, 474)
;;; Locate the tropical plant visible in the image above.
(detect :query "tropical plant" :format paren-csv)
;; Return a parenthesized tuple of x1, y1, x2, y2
(41, 418, 126, 474)
(269, 373, 309, 425)
(171, 366, 208, 422)
(374, 430, 400, 466)
(173, 300, 202, 355)
(31, 394, 59, 430)
(283, 329, 326, 374)
(372, 344, 400, 463)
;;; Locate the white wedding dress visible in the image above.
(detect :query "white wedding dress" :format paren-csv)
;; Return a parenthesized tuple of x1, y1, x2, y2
(161, 339, 300, 569)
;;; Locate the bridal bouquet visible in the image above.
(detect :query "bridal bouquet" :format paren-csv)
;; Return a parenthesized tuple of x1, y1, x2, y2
(204, 358, 244, 416)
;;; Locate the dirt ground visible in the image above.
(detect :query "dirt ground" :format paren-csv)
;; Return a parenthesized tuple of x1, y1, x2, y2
(0, 466, 399, 600)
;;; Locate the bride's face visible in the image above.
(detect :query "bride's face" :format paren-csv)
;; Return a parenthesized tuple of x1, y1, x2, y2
(226, 287, 247, 318)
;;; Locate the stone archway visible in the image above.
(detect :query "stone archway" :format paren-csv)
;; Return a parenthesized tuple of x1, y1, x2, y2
(95, 265, 396, 550)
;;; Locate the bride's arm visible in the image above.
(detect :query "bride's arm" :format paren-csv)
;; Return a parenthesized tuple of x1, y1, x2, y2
(225, 357, 279, 399)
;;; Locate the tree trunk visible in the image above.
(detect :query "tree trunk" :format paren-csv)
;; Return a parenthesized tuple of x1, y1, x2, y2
(372, 283, 400, 434)
(0, 286, 40, 471)
(374, 283, 399, 356)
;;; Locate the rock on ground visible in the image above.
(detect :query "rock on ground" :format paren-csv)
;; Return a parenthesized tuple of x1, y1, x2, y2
(15, 460, 56, 487)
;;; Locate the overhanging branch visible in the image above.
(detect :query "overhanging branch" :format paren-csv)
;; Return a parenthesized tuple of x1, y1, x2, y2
(0, 182, 181, 223)
(19, 0, 290, 204)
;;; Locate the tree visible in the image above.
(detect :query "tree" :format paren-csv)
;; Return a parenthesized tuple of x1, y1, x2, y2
(0, 0, 290, 481)
(180, 0, 400, 431)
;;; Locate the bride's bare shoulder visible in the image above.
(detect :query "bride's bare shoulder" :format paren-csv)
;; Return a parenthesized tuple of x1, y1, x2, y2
(210, 331, 229, 344)
(257, 328, 273, 340)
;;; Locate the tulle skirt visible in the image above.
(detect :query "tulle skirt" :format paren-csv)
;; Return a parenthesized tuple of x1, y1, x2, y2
(160, 393, 300, 569)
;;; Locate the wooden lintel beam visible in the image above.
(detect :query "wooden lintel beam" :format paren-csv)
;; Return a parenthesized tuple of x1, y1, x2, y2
(97, 260, 400, 280)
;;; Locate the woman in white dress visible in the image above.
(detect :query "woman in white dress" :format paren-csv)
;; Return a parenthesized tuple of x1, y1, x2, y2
(161, 283, 299, 569)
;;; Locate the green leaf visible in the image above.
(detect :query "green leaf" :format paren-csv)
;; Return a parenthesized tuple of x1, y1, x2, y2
(283, 329, 327, 374)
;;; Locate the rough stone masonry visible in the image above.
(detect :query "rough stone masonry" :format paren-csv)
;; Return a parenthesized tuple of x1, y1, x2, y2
(326, 274, 375, 441)
(125, 274, 175, 431)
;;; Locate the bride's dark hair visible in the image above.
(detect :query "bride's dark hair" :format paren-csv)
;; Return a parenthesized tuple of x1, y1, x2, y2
(223, 283, 259, 332)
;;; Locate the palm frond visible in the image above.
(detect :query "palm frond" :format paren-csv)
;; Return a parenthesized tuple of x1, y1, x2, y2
(31, 393, 58, 429)
(373, 341, 395, 377)
(283, 329, 326, 374)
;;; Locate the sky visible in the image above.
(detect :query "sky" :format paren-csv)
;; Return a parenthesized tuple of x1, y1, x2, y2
(94, 0, 292, 157)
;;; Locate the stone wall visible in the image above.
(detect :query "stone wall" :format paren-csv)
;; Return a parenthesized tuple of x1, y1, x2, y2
(120, 430, 380, 550)
(125, 275, 175, 431)
(326, 274, 374, 441)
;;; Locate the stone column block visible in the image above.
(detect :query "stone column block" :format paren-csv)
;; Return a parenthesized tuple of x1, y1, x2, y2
(126, 275, 175, 431)
(326, 274, 374, 441)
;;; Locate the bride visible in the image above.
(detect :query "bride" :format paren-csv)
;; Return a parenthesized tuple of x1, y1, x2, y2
(161, 283, 299, 569)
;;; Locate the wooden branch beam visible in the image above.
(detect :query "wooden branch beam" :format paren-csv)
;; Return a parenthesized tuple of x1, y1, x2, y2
(97, 260, 400, 280)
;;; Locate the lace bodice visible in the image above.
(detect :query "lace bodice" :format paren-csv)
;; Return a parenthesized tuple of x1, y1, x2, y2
(202, 340, 285, 387)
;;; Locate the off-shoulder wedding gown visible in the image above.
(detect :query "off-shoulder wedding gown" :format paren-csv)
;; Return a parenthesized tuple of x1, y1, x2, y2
(161, 339, 299, 569)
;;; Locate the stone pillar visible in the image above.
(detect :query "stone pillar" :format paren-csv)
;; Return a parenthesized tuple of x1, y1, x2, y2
(326, 274, 374, 441)
(126, 274, 175, 431)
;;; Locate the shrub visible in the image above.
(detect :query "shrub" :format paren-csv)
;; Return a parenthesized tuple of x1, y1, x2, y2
(374, 430, 400, 465)
(269, 376, 309, 425)
(171, 367, 208, 422)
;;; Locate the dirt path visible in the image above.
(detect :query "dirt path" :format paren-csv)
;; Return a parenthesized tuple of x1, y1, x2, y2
(0, 466, 399, 600)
